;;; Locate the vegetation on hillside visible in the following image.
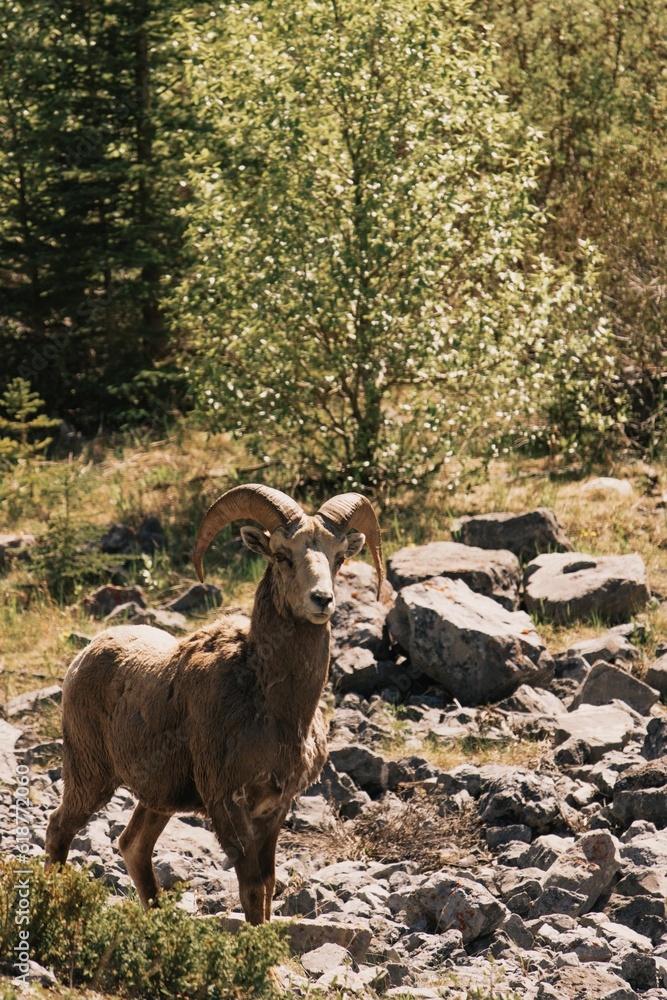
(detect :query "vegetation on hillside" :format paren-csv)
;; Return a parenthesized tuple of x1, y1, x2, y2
(0, 857, 286, 996)
(0, 0, 665, 492)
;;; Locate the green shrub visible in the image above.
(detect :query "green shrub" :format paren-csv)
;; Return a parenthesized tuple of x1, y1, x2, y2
(0, 856, 287, 997)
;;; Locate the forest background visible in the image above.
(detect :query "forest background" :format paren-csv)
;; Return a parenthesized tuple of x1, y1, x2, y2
(0, 0, 666, 497)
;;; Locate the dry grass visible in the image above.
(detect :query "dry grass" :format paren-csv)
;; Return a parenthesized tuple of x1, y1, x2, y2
(352, 789, 486, 871)
(2, 437, 667, 719)
(417, 733, 552, 772)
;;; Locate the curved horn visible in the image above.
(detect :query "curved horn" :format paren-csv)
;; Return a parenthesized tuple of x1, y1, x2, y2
(193, 484, 304, 582)
(316, 493, 384, 599)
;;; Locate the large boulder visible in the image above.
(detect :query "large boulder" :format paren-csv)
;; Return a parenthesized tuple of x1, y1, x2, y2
(406, 870, 508, 943)
(612, 758, 667, 828)
(552, 703, 639, 762)
(565, 629, 640, 666)
(530, 831, 621, 918)
(331, 561, 395, 659)
(327, 743, 410, 796)
(523, 552, 650, 624)
(643, 718, 667, 761)
(387, 577, 549, 706)
(569, 662, 659, 715)
(451, 508, 572, 562)
(386, 541, 521, 610)
(644, 654, 667, 698)
(479, 769, 561, 833)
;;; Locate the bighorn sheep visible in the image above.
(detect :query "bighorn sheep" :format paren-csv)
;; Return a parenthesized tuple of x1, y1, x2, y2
(45, 485, 383, 925)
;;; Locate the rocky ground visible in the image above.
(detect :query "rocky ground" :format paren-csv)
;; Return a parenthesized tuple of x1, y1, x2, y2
(2, 501, 667, 998)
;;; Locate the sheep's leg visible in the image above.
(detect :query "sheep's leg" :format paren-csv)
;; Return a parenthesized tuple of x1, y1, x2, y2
(118, 804, 171, 911)
(208, 802, 266, 925)
(45, 785, 115, 866)
(256, 818, 284, 922)
(233, 848, 267, 926)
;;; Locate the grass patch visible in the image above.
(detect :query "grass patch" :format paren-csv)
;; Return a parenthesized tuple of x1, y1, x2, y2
(353, 788, 484, 871)
(0, 856, 287, 998)
(416, 733, 551, 773)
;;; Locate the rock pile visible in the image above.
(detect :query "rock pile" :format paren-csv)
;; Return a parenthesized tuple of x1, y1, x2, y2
(2, 507, 667, 998)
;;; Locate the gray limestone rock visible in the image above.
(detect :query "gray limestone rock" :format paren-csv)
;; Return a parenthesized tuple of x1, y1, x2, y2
(387, 577, 548, 706)
(327, 744, 410, 796)
(569, 662, 659, 715)
(406, 870, 508, 943)
(104, 602, 187, 632)
(81, 584, 148, 617)
(566, 631, 640, 666)
(331, 560, 395, 659)
(163, 583, 222, 613)
(387, 540, 522, 610)
(553, 704, 639, 761)
(524, 552, 650, 624)
(451, 508, 572, 562)
(644, 654, 667, 698)
(479, 770, 561, 833)
(5, 684, 62, 717)
(612, 757, 667, 828)
(0, 718, 23, 783)
(531, 831, 621, 918)
(642, 717, 667, 761)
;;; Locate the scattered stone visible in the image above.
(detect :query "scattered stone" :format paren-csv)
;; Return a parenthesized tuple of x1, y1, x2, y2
(387, 540, 522, 610)
(217, 914, 371, 961)
(308, 760, 371, 819)
(330, 647, 380, 695)
(644, 654, 667, 698)
(566, 631, 640, 666)
(612, 758, 667, 828)
(569, 662, 659, 715)
(581, 476, 634, 498)
(387, 577, 549, 706)
(479, 770, 561, 833)
(538, 964, 637, 999)
(0, 718, 23, 783)
(406, 870, 508, 943)
(497, 684, 566, 717)
(553, 704, 638, 762)
(162, 583, 222, 614)
(523, 552, 650, 624)
(103, 603, 187, 632)
(486, 824, 532, 849)
(137, 515, 166, 554)
(301, 943, 352, 976)
(23, 962, 58, 986)
(642, 717, 667, 761)
(82, 584, 147, 618)
(288, 795, 336, 833)
(531, 831, 621, 918)
(5, 684, 62, 717)
(328, 744, 410, 796)
(0, 531, 35, 567)
(451, 508, 572, 562)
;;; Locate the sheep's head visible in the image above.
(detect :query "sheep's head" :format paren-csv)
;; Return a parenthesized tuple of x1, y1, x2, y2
(193, 485, 383, 624)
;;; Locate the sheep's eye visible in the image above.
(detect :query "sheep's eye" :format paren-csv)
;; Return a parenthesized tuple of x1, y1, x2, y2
(275, 552, 291, 565)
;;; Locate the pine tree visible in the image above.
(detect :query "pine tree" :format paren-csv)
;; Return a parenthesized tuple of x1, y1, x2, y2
(0, 378, 61, 460)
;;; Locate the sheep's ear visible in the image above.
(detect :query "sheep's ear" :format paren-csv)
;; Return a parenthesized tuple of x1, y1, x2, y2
(345, 532, 366, 557)
(240, 526, 271, 557)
